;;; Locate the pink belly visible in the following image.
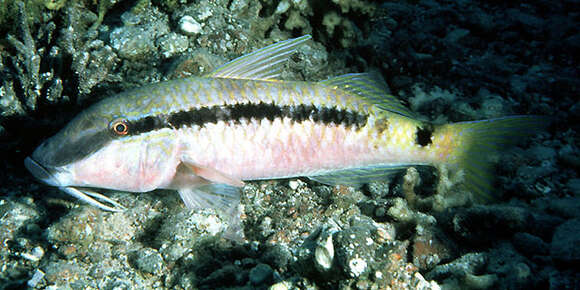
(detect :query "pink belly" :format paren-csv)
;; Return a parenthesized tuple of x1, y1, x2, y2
(181, 118, 377, 181)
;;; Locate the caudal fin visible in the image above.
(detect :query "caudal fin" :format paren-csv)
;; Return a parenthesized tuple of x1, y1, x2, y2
(443, 115, 550, 201)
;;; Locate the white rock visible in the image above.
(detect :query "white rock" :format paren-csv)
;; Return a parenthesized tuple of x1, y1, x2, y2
(348, 257, 367, 277)
(179, 16, 202, 36)
(315, 234, 334, 270)
(27, 269, 45, 287)
(276, 1, 291, 14)
(288, 180, 300, 190)
(21, 246, 44, 262)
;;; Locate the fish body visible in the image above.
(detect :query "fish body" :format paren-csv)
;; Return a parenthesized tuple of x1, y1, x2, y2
(68, 77, 429, 187)
(25, 35, 545, 213)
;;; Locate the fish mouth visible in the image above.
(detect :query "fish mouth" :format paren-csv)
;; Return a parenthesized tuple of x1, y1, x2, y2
(24, 157, 61, 187)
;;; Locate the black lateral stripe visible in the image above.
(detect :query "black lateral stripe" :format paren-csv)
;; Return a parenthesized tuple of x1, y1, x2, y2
(131, 115, 168, 135)
(124, 102, 368, 136)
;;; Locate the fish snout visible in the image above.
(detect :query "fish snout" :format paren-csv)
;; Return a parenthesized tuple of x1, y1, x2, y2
(24, 157, 61, 187)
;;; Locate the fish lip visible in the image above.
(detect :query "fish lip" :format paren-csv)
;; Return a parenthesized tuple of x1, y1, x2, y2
(24, 157, 61, 187)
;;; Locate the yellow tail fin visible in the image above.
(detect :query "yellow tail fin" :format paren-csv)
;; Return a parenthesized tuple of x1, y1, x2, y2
(443, 116, 550, 201)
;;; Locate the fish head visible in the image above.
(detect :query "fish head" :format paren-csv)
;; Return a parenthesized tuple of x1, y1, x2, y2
(25, 104, 113, 186)
(25, 99, 179, 192)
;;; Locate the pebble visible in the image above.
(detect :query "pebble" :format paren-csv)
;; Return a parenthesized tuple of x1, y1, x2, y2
(545, 197, 580, 219)
(134, 248, 165, 275)
(314, 233, 334, 270)
(288, 180, 301, 190)
(348, 257, 367, 277)
(269, 281, 291, 290)
(550, 218, 580, 265)
(566, 179, 580, 197)
(157, 32, 189, 58)
(276, 1, 291, 14)
(110, 26, 163, 60)
(512, 232, 549, 257)
(108, 8, 169, 60)
(412, 227, 455, 271)
(21, 246, 45, 262)
(249, 263, 273, 285)
(179, 16, 203, 36)
(27, 269, 45, 287)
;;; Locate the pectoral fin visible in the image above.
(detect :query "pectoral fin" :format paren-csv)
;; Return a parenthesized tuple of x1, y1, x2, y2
(171, 160, 245, 239)
(178, 184, 243, 241)
(177, 184, 241, 212)
(169, 160, 243, 210)
(180, 159, 244, 187)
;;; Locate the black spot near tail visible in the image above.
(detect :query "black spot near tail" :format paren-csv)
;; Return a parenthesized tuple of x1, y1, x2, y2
(416, 124, 434, 146)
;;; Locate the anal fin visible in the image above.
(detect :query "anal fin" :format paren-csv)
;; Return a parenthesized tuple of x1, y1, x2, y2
(308, 164, 413, 187)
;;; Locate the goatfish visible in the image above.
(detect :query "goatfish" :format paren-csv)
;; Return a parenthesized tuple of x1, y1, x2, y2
(25, 35, 546, 215)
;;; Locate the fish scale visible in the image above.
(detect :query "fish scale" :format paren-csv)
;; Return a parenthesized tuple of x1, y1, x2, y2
(25, 35, 548, 218)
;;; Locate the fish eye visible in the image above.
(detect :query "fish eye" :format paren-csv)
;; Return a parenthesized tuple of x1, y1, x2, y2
(110, 119, 129, 136)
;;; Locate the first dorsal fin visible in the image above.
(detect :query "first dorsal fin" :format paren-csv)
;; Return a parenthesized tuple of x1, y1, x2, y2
(207, 35, 312, 81)
(320, 73, 415, 118)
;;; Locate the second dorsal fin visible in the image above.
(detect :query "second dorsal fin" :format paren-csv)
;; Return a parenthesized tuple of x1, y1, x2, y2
(320, 73, 415, 118)
(207, 35, 312, 81)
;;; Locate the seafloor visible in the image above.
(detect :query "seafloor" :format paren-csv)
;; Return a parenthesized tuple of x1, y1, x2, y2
(0, 0, 578, 289)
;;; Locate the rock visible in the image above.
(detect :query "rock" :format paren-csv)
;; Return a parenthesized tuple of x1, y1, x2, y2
(486, 242, 538, 289)
(347, 257, 367, 278)
(270, 281, 291, 290)
(333, 218, 379, 278)
(412, 226, 456, 271)
(314, 231, 335, 271)
(44, 260, 90, 287)
(179, 15, 203, 36)
(46, 207, 99, 258)
(426, 252, 486, 281)
(511, 10, 545, 29)
(528, 145, 557, 161)
(444, 28, 470, 43)
(544, 197, 580, 219)
(567, 179, 580, 197)
(109, 8, 169, 60)
(0, 198, 43, 241)
(451, 205, 563, 245)
(27, 269, 45, 288)
(565, 33, 580, 50)
(512, 232, 549, 257)
(548, 269, 580, 290)
(133, 248, 165, 275)
(551, 218, 580, 265)
(451, 205, 528, 245)
(156, 32, 189, 58)
(367, 181, 390, 199)
(388, 197, 436, 226)
(20, 246, 45, 262)
(249, 263, 273, 285)
(201, 264, 247, 288)
(159, 242, 189, 264)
